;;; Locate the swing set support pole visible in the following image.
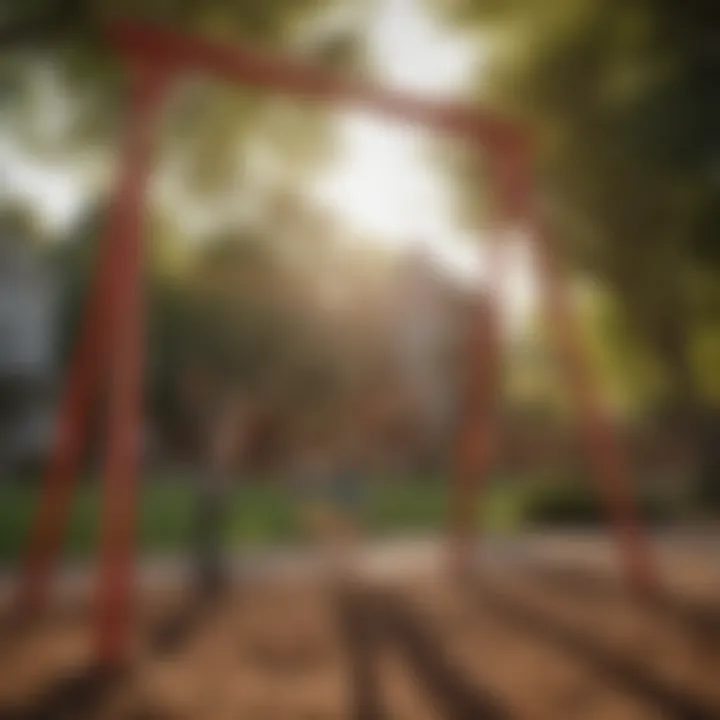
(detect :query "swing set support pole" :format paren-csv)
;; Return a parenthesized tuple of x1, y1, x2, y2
(93, 63, 169, 667)
(499, 140, 660, 595)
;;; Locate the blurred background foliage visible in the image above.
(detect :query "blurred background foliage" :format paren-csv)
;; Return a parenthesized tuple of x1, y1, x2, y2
(435, 0, 719, 464)
(0, 0, 718, 513)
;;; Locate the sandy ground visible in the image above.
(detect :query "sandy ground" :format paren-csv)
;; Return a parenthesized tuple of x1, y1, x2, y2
(1, 535, 720, 719)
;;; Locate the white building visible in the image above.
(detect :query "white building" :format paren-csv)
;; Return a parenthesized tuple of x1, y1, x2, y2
(0, 228, 56, 470)
(384, 246, 478, 472)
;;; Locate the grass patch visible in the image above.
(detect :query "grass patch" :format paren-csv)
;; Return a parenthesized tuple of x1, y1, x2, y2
(0, 474, 519, 563)
(0, 472, 683, 564)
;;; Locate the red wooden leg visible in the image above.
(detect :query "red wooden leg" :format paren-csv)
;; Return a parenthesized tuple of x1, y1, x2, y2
(92, 67, 167, 667)
(450, 413, 495, 574)
(533, 213, 660, 595)
(94, 255, 144, 667)
(449, 286, 502, 574)
(16, 150, 134, 620)
(489, 137, 659, 595)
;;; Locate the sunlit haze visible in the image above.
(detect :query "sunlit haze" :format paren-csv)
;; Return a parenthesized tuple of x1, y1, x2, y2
(312, 0, 536, 326)
(0, 138, 86, 232)
(312, 0, 480, 273)
(0, 0, 536, 330)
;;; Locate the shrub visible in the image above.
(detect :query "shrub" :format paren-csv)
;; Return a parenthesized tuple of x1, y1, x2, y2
(520, 479, 674, 527)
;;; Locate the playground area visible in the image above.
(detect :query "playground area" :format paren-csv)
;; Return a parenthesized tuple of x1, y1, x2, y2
(2, 4, 718, 718)
(2, 535, 720, 719)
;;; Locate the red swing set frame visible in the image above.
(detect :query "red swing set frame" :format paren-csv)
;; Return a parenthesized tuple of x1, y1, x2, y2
(15, 18, 659, 667)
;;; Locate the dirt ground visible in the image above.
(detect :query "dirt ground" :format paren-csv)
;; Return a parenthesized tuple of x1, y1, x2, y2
(1, 540, 720, 719)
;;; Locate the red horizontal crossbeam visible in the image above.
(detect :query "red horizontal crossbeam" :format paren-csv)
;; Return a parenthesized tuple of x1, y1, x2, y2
(107, 19, 525, 151)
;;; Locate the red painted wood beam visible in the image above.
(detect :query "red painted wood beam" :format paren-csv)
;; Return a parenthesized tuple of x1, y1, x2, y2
(498, 150, 658, 595)
(16, 203, 125, 617)
(93, 65, 168, 667)
(106, 18, 525, 150)
(532, 209, 660, 594)
(13, 63, 169, 616)
(450, 288, 501, 570)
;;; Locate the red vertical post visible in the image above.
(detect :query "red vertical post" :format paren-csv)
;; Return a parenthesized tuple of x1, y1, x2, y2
(532, 214, 659, 594)
(15, 72, 169, 620)
(499, 138, 659, 595)
(16, 227, 124, 617)
(448, 143, 511, 572)
(449, 289, 501, 571)
(93, 64, 168, 667)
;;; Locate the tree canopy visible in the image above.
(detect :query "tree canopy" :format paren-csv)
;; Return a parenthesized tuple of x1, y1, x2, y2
(435, 0, 719, 416)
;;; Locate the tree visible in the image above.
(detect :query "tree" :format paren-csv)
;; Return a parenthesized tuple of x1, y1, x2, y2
(0, 0, 368, 211)
(437, 0, 719, 416)
(428, 0, 720, 504)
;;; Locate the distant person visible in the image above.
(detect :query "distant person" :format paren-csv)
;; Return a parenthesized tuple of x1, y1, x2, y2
(291, 418, 335, 546)
(185, 373, 252, 602)
(195, 396, 228, 598)
(327, 417, 368, 545)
